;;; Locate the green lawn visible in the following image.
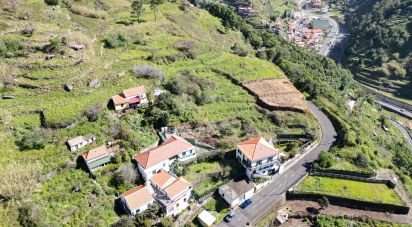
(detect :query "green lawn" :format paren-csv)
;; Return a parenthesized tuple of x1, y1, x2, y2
(296, 176, 404, 205)
(183, 161, 222, 182)
(204, 197, 230, 224)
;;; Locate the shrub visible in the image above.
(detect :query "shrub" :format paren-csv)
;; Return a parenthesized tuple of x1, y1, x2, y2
(103, 33, 128, 48)
(355, 153, 369, 168)
(70, 4, 107, 19)
(16, 127, 51, 150)
(132, 64, 164, 79)
(84, 104, 103, 122)
(44, 0, 58, 6)
(0, 37, 23, 58)
(42, 37, 62, 54)
(111, 163, 138, 187)
(65, 31, 92, 49)
(0, 162, 41, 200)
(231, 43, 248, 57)
(317, 151, 335, 168)
(174, 40, 198, 58)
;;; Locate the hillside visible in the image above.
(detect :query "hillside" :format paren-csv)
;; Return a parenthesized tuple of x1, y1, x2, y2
(1, 0, 412, 225)
(331, 0, 412, 103)
(0, 0, 318, 225)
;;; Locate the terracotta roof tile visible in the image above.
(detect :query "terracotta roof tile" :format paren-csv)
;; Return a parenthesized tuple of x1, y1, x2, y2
(151, 170, 175, 188)
(121, 185, 153, 211)
(237, 137, 279, 161)
(134, 135, 194, 169)
(81, 145, 109, 161)
(112, 95, 128, 105)
(122, 86, 145, 98)
(163, 177, 192, 200)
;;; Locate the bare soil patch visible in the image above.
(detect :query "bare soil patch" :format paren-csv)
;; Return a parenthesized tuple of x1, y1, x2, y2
(242, 78, 308, 113)
(284, 200, 412, 224)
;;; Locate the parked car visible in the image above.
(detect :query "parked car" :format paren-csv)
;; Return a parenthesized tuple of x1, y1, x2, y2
(224, 210, 235, 222)
(240, 199, 252, 209)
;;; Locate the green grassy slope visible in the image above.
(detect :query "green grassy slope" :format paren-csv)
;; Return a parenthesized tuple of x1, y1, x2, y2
(0, 1, 317, 225)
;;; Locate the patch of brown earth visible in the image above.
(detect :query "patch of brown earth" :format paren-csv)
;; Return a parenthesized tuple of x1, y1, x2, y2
(242, 78, 308, 113)
(283, 200, 411, 224)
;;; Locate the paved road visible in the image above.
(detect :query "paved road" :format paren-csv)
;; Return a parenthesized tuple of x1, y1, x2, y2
(217, 102, 337, 226)
(390, 120, 412, 151)
(376, 100, 412, 119)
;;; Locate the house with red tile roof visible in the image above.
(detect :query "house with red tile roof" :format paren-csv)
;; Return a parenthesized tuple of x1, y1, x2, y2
(120, 185, 154, 215)
(111, 86, 148, 111)
(134, 135, 196, 181)
(81, 145, 114, 173)
(150, 170, 192, 216)
(236, 137, 280, 179)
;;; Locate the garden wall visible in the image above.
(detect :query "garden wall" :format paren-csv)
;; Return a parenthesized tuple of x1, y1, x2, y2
(309, 170, 395, 188)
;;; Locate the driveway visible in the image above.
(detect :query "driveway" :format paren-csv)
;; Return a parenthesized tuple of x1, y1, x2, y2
(217, 102, 337, 226)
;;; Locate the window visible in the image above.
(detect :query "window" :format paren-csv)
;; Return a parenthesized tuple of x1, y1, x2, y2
(136, 209, 140, 213)
(182, 151, 187, 156)
(176, 203, 179, 208)
(184, 198, 187, 202)
(268, 157, 273, 162)
(257, 160, 262, 165)
(152, 170, 157, 174)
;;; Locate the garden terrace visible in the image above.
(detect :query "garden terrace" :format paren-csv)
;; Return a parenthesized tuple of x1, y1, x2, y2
(295, 176, 404, 206)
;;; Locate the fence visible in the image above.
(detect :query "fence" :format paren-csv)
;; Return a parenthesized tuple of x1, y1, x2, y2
(286, 191, 410, 214)
(311, 168, 376, 178)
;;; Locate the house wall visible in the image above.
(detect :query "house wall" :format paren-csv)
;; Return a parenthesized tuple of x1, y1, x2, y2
(114, 103, 128, 111)
(137, 147, 196, 181)
(165, 189, 192, 216)
(236, 149, 280, 178)
(138, 160, 171, 181)
(218, 187, 254, 208)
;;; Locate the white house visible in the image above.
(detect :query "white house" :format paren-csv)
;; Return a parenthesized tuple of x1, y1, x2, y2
(67, 135, 95, 152)
(120, 185, 154, 216)
(218, 179, 254, 208)
(150, 170, 192, 216)
(81, 145, 114, 173)
(134, 135, 196, 181)
(236, 137, 281, 179)
(111, 86, 149, 111)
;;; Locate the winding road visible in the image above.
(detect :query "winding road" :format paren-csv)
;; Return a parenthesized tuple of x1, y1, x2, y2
(390, 120, 412, 151)
(217, 102, 337, 226)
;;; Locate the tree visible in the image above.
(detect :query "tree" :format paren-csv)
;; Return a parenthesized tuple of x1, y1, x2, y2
(160, 216, 174, 227)
(150, 0, 164, 22)
(111, 215, 135, 227)
(84, 104, 103, 122)
(16, 127, 51, 150)
(111, 163, 138, 187)
(131, 0, 144, 23)
(355, 153, 368, 168)
(317, 151, 335, 168)
(318, 196, 329, 210)
(143, 203, 161, 220)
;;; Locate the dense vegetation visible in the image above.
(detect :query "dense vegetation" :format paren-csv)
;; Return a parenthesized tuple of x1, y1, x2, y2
(0, 0, 411, 225)
(329, 0, 412, 102)
(200, 1, 412, 196)
(0, 0, 318, 225)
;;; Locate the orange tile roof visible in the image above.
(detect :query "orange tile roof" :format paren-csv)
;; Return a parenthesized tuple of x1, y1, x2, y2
(122, 86, 145, 98)
(81, 145, 109, 161)
(237, 137, 279, 161)
(151, 170, 175, 188)
(164, 177, 192, 200)
(134, 135, 194, 169)
(111, 94, 128, 105)
(121, 185, 153, 211)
